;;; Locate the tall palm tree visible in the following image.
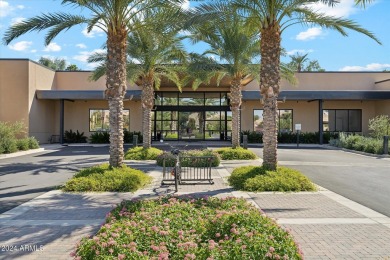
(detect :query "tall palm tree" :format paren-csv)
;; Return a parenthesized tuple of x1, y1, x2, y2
(89, 9, 187, 148)
(190, 0, 380, 170)
(189, 12, 260, 148)
(3, 0, 184, 167)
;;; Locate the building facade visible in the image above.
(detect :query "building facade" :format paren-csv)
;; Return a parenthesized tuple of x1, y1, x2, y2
(1, 59, 390, 144)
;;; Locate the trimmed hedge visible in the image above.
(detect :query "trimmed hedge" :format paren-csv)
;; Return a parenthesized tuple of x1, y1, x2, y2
(215, 147, 258, 160)
(124, 147, 163, 160)
(156, 149, 220, 167)
(241, 131, 339, 144)
(228, 166, 316, 192)
(90, 131, 143, 144)
(62, 164, 152, 192)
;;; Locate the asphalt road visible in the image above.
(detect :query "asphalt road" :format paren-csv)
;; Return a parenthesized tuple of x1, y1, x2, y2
(249, 146, 390, 217)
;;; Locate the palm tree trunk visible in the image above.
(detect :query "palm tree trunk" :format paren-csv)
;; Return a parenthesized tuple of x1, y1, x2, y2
(230, 79, 242, 148)
(141, 81, 154, 148)
(105, 29, 127, 167)
(260, 24, 281, 170)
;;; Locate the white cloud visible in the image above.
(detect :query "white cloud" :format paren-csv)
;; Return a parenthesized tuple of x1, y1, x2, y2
(181, 0, 190, 10)
(286, 49, 314, 55)
(340, 63, 390, 71)
(30, 49, 37, 53)
(10, 17, 25, 25)
(82, 26, 105, 38)
(296, 27, 323, 41)
(43, 42, 61, 52)
(76, 43, 87, 49)
(73, 49, 105, 63)
(305, 0, 357, 18)
(9, 40, 32, 51)
(0, 1, 24, 17)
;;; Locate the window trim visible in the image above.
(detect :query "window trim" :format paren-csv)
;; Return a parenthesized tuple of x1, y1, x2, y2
(253, 109, 294, 132)
(89, 108, 130, 132)
(322, 109, 362, 132)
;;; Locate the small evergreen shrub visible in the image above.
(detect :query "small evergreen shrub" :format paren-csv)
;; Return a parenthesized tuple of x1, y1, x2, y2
(333, 132, 385, 155)
(369, 115, 390, 139)
(228, 166, 316, 192)
(90, 131, 110, 143)
(124, 131, 143, 143)
(0, 121, 25, 154)
(240, 131, 338, 144)
(1, 138, 18, 154)
(124, 147, 163, 160)
(215, 147, 258, 160)
(28, 137, 40, 149)
(16, 138, 30, 151)
(73, 196, 302, 259)
(156, 152, 176, 167)
(62, 164, 152, 192)
(64, 129, 87, 143)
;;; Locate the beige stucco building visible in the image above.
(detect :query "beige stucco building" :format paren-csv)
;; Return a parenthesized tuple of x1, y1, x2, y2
(1, 59, 390, 144)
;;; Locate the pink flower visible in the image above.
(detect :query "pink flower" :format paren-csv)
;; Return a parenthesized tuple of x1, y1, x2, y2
(245, 232, 253, 237)
(215, 233, 221, 237)
(151, 226, 159, 232)
(69, 251, 76, 257)
(163, 218, 170, 223)
(109, 248, 114, 254)
(178, 230, 184, 236)
(118, 253, 125, 260)
(241, 245, 247, 250)
(236, 238, 242, 243)
(269, 247, 275, 253)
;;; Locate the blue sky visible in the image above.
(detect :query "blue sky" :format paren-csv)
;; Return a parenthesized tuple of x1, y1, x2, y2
(0, 0, 389, 71)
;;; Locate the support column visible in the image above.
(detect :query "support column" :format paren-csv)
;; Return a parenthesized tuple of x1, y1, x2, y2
(319, 99, 323, 145)
(60, 99, 64, 144)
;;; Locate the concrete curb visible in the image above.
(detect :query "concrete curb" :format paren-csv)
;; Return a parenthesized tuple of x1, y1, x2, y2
(0, 148, 45, 160)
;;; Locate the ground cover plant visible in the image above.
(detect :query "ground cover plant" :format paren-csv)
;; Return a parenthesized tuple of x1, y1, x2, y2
(228, 166, 316, 192)
(330, 133, 386, 155)
(62, 164, 151, 192)
(0, 121, 39, 154)
(73, 196, 302, 259)
(215, 147, 257, 160)
(156, 149, 220, 167)
(125, 147, 163, 160)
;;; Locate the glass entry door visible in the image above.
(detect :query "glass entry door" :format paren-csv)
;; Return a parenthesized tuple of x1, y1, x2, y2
(178, 111, 204, 140)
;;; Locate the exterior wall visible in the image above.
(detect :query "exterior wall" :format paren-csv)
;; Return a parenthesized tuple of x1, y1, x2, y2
(244, 72, 390, 91)
(375, 100, 390, 117)
(28, 62, 57, 143)
(0, 60, 30, 135)
(63, 100, 141, 139)
(241, 100, 377, 135)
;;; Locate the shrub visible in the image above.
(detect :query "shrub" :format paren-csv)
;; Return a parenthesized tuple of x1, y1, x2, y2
(0, 121, 25, 154)
(62, 164, 152, 192)
(28, 137, 40, 149)
(240, 131, 338, 144)
(124, 147, 163, 160)
(333, 133, 385, 155)
(215, 147, 258, 160)
(16, 138, 30, 151)
(74, 196, 302, 259)
(124, 131, 143, 143)
(228, 166, 316, 192)
(369, 115, 390, 139)
(64, 129, 87, 143)
(90, 131, 110, 143)
(1, 138, 18, 154)
(156, 149, 221, 167)
(163, 132, 178, 139)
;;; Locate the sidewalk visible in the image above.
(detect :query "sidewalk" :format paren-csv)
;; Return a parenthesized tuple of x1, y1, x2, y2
(1, 161, 390, 259)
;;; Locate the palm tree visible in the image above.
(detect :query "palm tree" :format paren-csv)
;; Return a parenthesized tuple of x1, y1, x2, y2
(3, 0, 184, 167)
(190, 0, 380, 170)
(287, 53, 324, 72)
(89, 9, 187, 149)
(38, 57, 66, 70)
(189, 12, 260, 148)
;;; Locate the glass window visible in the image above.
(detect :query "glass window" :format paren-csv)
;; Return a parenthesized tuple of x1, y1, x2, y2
(90, 109, 130, 132)
(253, 109, 292, 133)
(323, 109, 362, 132)
(205, 93, 221, 106)
(179, 92, 204, 106)
(162, 92, 178, 106)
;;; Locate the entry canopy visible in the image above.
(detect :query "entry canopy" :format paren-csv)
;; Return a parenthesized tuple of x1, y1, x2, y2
(242, 90, 390, 101)
(36, 90, 142, 100)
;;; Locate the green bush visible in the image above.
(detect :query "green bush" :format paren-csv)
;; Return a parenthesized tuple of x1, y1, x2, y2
(90, 131, 110, 143)
(64, 129, 87, 143)
(0, 121, 25, 154)
(240, 131, 338, 144)
(156, 149, 221, 167)
(163, 132, 178, 139)
(124, 131, 143, 143)
(1, 138, 18, 154)
(228, 166, 316, 192)
(74, 196, 302, 259)
(334, 133, 385, 155)
(62, 164, 152, 192)
(16, 138, 30, 151)
(124, 147, 163, 160)
(215, 147, 258, 160)
(369, 115, 390, 139)
(28, 137, 40, 149)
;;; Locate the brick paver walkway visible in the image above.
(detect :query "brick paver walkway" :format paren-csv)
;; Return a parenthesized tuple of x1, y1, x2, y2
(1, 161, 390, 259)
